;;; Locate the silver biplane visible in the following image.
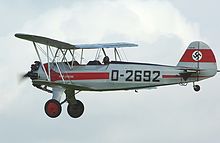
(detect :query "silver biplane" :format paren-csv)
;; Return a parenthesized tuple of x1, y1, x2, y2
(15, 33, 219, 118)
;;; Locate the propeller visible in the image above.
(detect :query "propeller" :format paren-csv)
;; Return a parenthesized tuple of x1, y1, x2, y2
(18, 72, 31, 83)
(19, 71, 38, 83)
(22, 72, 31, 78)
(18, 61, 40, 83)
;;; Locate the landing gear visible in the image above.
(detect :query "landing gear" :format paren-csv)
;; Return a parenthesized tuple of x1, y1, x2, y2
(67, 100, 84, 118)
(44, 89, 84, 118)
(44, 99, 62, 118)
(193, 84, 200, 92)
(65, 90, 84, 118)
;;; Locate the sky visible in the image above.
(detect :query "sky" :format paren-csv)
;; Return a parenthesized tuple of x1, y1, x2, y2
(0, 0, 220, 142)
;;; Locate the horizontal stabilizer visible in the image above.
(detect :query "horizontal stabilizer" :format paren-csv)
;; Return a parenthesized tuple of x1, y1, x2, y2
(177, 67, 200, 81)
(177, 67, 202, 72)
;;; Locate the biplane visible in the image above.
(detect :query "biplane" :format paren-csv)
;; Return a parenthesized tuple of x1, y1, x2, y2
(15, 33, 219, 118)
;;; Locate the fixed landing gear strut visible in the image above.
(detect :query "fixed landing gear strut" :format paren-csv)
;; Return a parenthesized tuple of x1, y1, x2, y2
(193, 83, 200, 92)
(44, 90, 84, 118)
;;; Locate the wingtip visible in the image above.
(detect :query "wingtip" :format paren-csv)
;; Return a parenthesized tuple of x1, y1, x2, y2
(14, 33, 22, 38)
(15, 33, 29, 38)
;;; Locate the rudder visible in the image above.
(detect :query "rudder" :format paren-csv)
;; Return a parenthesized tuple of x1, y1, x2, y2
(177, 41, 217, 76)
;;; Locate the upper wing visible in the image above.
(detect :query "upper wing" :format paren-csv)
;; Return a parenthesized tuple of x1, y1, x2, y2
(75, 42, 138, 49)
(15, 33, 138, 49)
(15, 33, 75, 49)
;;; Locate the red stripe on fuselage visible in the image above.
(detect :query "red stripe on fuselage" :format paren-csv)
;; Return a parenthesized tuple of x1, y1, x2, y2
(162, 75, 180, 78)
(179, 49, 216, 63)
(50, 71, 109, 81)
(43, 64, 109, 81)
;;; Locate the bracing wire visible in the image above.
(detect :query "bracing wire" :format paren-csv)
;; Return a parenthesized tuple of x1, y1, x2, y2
(121, 48, 128, 61)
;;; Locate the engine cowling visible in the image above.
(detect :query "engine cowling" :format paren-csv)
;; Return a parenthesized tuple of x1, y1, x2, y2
(24, 61, 41, 80)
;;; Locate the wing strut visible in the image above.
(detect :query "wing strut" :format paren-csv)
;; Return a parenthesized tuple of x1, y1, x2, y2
(80, 49, 83, 64)
(33, 42, 49, 81)
(114, 48, 122, 61)
(102, 48, 107, 57)
(47, 45, 51, 81)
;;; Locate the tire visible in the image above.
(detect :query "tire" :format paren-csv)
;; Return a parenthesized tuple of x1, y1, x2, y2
(44, 99, 62, 118)
(194, 85, 200, 92)
(67, 100, 84, 118)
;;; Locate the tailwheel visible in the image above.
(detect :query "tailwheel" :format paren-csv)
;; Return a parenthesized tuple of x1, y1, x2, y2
(44, 99, 62, 118)
(193, 85, 200, 92)
(67, 100, 84, 118)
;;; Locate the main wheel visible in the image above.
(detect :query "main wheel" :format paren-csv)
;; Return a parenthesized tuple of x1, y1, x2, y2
(194, 85, 200, 92)
(44, 99, 62, 118)
(67, 100, 84, 118)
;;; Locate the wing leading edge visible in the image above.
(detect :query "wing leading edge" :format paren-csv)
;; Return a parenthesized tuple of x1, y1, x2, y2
(15, 33, 138, 49)
(32, 80, 91, 91)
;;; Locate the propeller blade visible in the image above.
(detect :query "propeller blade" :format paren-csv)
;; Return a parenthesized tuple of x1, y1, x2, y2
(18, 72, 30, 83)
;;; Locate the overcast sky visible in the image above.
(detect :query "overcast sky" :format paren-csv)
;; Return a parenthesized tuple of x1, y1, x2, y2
(0, 0, 220, 142)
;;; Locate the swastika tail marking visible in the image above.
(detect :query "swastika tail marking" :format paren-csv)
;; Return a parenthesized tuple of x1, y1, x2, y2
(192, 50, 202, 61)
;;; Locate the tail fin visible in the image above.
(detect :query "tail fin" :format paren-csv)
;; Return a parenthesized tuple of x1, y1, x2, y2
(177, 41, 217, 76)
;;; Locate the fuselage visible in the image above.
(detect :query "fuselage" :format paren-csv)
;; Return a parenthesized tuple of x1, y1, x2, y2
(34, 61, 216, 91)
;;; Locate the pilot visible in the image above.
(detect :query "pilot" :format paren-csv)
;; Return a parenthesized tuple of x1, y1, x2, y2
(72, 60, 80, 66)
(103, 56, 110, 65)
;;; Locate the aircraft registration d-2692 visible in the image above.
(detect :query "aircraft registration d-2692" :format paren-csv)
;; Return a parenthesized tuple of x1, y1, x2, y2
(15, 33, 219, 118)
